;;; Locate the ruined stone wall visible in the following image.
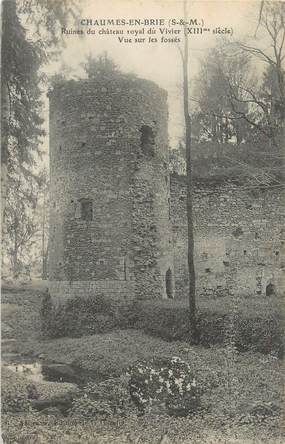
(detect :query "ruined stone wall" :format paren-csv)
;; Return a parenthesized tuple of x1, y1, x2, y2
(48, 74, 173, 301)
(170, 175, 285, 298)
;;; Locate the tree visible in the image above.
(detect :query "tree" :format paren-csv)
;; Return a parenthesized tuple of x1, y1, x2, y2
(177, 0, 197, 342)
(3, 167, 49, 279)
(193, 44, 254, 145)
(1, 0, 43, 228)
(4, 171, 38, 278)
(83, 52, 118, 79)
(228, 1, 285, 148)
(1, 0, 80, 228)
(192, 2, 284, 149)
(1, 0, 80, 282)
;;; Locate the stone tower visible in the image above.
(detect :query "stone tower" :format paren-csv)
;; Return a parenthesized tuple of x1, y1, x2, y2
(48, 71, 174, 302)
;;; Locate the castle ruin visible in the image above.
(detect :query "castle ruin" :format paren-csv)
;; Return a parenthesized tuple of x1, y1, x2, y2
(48, 72, 284, 302)
(48, 72, 174, 302)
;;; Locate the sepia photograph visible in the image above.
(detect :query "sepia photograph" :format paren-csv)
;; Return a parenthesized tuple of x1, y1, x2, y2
(1, 0, 284, 442)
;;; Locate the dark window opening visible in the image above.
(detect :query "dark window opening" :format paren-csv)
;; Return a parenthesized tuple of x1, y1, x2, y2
(165, 268, 174, 299)
(59, 145, 62, 151)
(266, 282, 275, 296)
(123, 257, 127, 281)
(98, 258, 106, 265)
(243, 250, 247, 255)
(275, 251, 279, 256)
(232, 227, 243, 238)
(205, 268, 211, 273)
(140, 125, 155, 156)
(80, 198, 93, 221)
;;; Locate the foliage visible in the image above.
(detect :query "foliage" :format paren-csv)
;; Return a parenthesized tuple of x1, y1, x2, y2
(71, 377, 132, 418)
(39, 289, 283, 356)
(3, 328, 283, 441)
(193, 44, 253, 145)
(192, 3, 285, 148)
(128, 357, 200, 416)
(2, 168, 48, 278)
(40, 293, 118, 338)
(2, 412, 284, 444)
(169, 141, 186, 175)
(131, 299, 284, 356)
(2, 287, 284, 442)
(2, 288, 43, 341)
(1, 367, 30, 413)
(1, 0, 79, 273)
(2, 1, 44, 175)
(1, 0, 80, 272)
(83, 53, 118, 79)
(171, 141, 284, 185)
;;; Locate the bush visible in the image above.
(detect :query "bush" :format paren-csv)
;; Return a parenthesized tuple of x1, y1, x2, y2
(130, 300, 284, 356)
(70, 377, 132, 418)
(128, 356, 200, 416)
(132, 300, 189, 340)
(1, 368, 30, 413)
(41, 293, 118, 338)
(41, 293, 283, 356)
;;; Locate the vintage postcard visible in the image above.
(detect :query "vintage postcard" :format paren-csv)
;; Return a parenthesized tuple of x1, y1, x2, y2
(1, 0, 284, 442)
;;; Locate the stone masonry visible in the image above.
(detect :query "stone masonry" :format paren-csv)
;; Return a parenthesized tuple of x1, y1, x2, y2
(49, 72, 284, 302)
(48, 72, 174, 302)
(171, 175, 285, 298)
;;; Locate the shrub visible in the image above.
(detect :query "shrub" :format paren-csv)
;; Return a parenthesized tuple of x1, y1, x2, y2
(130, 300, 284, 356)
(70, 377, 132, 418)
(41, 293, 283, 356)
(132, 300, 189, 341)
(41, 293, 118, 338)
(128, 356, 200, 416)
(1, 368, 30, 413)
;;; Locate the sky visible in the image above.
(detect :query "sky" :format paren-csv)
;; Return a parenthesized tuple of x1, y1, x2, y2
(38, 0, 265, 157)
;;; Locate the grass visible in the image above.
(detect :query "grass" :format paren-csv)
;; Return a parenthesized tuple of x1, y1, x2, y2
(2, 366, 78, 406)
(8, 330, 284, 420)
(2, 411, 284, 444)
(2, 284, 284, 443)
(1, 288, 43, 341)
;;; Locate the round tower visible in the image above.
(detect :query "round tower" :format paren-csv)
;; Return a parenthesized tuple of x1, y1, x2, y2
(48, 71, 174, 302)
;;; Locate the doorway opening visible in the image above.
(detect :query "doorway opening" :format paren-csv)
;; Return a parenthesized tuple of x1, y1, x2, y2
(266, 282, 275, 296)
(165, 268, 174, 299)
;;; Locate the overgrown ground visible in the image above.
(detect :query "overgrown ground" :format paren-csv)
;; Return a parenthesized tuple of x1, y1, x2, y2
(1, 283, 284, 443)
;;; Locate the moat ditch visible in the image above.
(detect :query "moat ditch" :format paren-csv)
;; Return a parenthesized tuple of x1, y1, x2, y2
(3, 352, 98, 387)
